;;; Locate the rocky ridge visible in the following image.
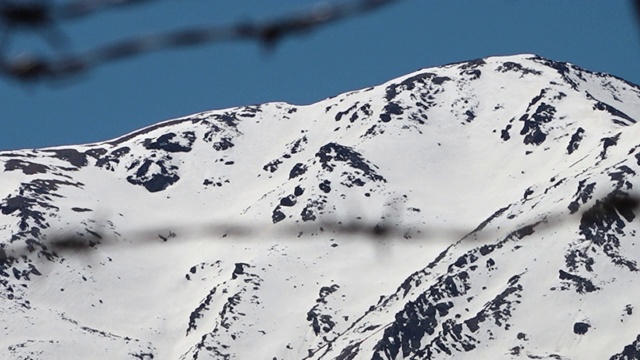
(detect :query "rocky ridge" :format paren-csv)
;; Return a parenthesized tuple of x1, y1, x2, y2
(1, 54, 640, 359)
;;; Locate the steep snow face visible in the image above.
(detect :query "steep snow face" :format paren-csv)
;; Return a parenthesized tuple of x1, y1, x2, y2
(2, 54, 640, 359)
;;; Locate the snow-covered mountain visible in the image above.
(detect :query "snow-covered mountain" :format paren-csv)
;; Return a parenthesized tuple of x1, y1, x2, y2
(2, 54, 640, 359)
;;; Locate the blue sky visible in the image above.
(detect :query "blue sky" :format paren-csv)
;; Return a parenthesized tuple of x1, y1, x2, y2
(1, 0, 639, 151)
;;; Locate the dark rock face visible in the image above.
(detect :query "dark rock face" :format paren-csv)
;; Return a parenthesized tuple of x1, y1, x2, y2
(0, 179, 82, 238)
(369, 235, 497, 355)
(610, 335, 640, 360)
(558, 270, 599, 294)
(531, 56, 580, 90)
(300, 196, 327, 222)
(263, 159, 282, 173)
(0, 176, 84, 304)
(95, 146, 131, 170)
(184, 262, 263, 359)
(568, 179, 596, 214)
(560, 183, 639, 301)
(126, 158, 180, 193)
(592, 99, 637, 125)
(187, 285, 218, 335)
(576, 190, 638, 272)
(289, 136, 308, 154)
(335, 104, 358, 121)
(212, 137, 234, 151)
(232, 263, 250, 279)
(272, 207, 286, 223)
(468, 205, 511, 235)
(315, 143, 386, 183)
(289, 163, 308, 179)
(43, 149, 88, 168)
(520, 99, 556, 146)
(501, 124, 512, 141)
(333, 103, 372, 124)
(600, 133, 622, 161)
(200, 113, 242, 153)
(496, 61, 542, 76)
(372, 272, 523, 360)
(573, 322, 590, 335)
(380, 103, 404, 123)
(457, 58, 485, 80)
(319, 180, 331, 194)
(4, 160, 49, 174)
(625, 305, 634, 316)
(280, 195, 296, 207)
(144, 132, 196, 153)
(567, 127, 585, 155)
(384, 72, 450, 102)
(307, 284, 340, 336)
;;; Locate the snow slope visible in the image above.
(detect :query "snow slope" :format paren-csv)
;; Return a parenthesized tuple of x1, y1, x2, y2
(2, 54, 640, 359)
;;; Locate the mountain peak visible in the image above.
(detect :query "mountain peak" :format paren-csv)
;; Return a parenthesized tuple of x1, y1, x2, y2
(2, 55, 640, 359)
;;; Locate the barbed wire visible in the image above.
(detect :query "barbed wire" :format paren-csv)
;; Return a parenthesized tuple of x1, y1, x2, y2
(0, 190, 633, 265)
(0, 0, 403, 81)
(0, 0, 156, 23)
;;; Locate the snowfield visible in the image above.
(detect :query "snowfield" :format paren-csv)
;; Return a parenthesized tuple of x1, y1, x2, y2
(2, 54, 640, 359)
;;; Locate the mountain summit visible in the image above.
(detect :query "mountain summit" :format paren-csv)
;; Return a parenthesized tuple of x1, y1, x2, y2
(2, 54, 640, 359)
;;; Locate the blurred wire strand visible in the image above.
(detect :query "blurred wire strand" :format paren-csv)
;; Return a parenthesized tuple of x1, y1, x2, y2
(1, 0, 639, 81)
(0, 0, 402, 81)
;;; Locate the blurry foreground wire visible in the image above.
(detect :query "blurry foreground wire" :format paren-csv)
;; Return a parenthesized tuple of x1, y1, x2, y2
(0, 0, 402, 81)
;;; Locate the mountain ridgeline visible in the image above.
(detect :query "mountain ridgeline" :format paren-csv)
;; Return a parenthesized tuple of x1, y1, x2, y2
(2, 54, 640, 359)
